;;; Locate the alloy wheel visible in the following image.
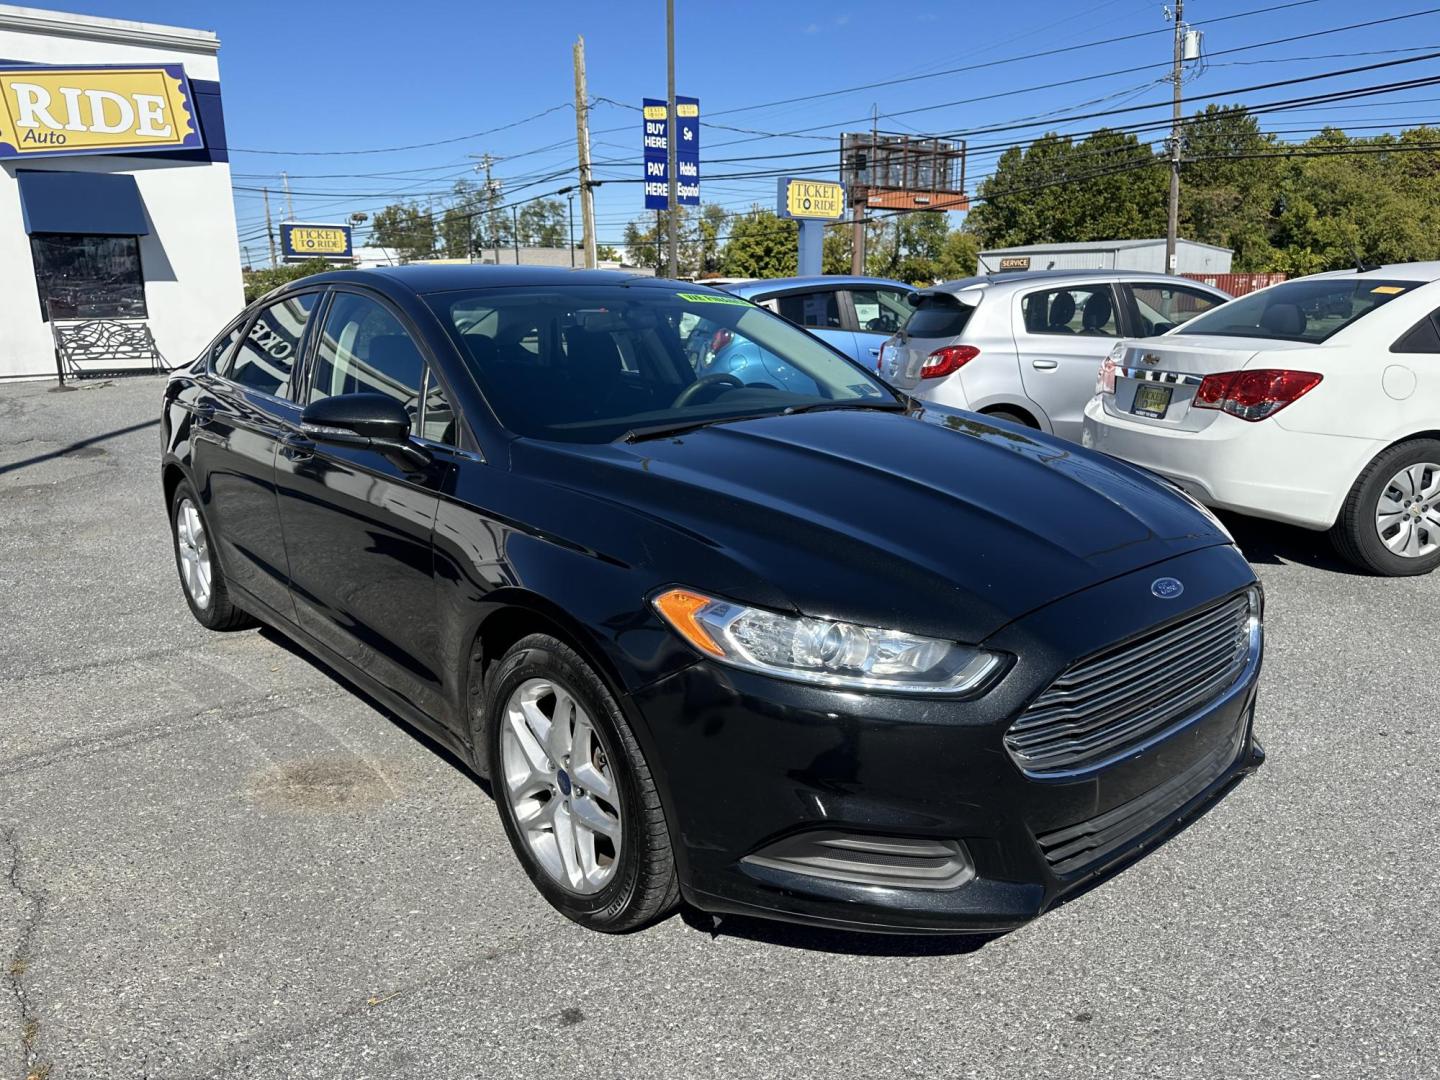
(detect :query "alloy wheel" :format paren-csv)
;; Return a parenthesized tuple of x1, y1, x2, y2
(1374, 461, 1440, 558)
(500, 677, 622, 895)
(175, 498, 213, 609)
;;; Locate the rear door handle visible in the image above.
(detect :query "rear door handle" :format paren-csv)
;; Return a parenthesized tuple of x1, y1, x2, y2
(281, 433, 315, 461)
(1032, 359, 1059, 370)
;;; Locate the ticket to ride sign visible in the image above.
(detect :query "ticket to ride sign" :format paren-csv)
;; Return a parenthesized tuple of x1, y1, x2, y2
(0, 64, 202, 158)
(280, 223, 354, 262)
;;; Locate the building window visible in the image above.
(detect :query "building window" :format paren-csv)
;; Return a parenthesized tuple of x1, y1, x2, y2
(30, 234, 146, 320)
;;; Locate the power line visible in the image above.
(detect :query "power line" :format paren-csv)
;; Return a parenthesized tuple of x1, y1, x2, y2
(229, 103, 575, 156)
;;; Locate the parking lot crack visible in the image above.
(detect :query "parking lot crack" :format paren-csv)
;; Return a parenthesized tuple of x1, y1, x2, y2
(2, 826, 49, 1080)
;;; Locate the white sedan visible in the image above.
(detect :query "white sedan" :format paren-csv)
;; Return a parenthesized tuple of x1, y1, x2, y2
(1083, 263, 1440, 576)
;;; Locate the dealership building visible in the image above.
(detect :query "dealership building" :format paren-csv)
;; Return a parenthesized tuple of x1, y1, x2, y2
(0, 4, 242, 380)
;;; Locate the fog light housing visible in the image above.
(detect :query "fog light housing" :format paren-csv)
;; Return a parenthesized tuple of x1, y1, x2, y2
(742, 830, 974, 890)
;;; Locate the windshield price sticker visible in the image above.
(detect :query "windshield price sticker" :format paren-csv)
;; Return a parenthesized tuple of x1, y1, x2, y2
(677, 292, 750, 306)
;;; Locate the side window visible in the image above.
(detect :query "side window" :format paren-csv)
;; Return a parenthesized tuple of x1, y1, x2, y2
(310, 293, 426, 419)
(419, 371, 459, 445)
(1021, 287, 1118, 337)
(1391, 310, 1440, 354)
(1129, 284, 1224, 335)
(849, 288, 915, 335)
(226, 293, 317, 397)
(775, 290, 842, 329)
(207, 322, 245, 373)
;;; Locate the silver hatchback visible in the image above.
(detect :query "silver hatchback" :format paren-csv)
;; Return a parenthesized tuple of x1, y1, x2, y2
(879, 270, 1230, 442)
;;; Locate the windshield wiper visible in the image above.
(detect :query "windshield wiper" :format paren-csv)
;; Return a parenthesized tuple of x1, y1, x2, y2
(622, 413, 777, 443)
(622, 399, 909, 444)
(781, 399, 909, 416)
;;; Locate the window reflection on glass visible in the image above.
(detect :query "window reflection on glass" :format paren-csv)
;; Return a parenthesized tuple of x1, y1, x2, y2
(1129, 285, 1223, 335)
(227, 293, 316, 398)
(30, 234, 146, 320)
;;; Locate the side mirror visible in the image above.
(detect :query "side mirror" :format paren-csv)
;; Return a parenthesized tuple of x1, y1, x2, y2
(299, 392, 431, 469)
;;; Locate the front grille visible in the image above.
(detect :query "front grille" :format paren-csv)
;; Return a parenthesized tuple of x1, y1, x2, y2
(1035, 723, 1245, 876)
(1006, 592, 1254, 776)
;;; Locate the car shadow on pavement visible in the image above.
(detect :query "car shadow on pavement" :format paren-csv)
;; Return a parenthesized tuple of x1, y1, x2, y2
(1219, 511, 1368, 575)
(0, 417, 159, 476)
(255, 625, 495, 799)
(676, 906, 1001, 957)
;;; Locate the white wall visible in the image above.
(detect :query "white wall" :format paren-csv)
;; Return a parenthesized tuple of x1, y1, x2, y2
(0, 5, 242, 378)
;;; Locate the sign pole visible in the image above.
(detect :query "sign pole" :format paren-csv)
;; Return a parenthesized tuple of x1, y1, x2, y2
(263, 186, 277, 268)
(665, 0, 679, 279)
(778, 177, 847, 276)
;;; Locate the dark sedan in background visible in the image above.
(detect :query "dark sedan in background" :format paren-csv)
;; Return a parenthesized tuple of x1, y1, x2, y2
(161, 266, 1264, 934)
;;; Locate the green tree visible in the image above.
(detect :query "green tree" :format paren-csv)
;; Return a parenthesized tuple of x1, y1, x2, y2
(696, 204, 730, 276)
(242, 258, 334, 304)
(370, 201, 437, 262)
(721, 209, 798, 277)
(517, 198, 567, 247)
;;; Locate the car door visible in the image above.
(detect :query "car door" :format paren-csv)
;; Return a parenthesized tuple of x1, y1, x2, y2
(765, 287, 859, 360)
(274, 287, 459, 726)
(1014, 283, 1122, 442)
(190, 291, 320, 621)
(846, 286, 916, 370)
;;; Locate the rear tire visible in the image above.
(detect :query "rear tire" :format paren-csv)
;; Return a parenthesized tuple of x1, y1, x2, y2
(169, 479, 255, 630)
(983, 407, 1038, 429)
(1330, 439, 1440, 576)
(486, 633, 679, 932)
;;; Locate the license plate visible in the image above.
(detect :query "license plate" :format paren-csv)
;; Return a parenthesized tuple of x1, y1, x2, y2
(1132, 383, 1173, 418)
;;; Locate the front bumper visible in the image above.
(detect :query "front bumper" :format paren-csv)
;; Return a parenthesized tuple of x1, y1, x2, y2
(627, 545, 1265, 934)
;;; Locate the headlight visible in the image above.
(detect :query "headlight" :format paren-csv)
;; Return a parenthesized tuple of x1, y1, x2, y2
(652, 588, 1003, 694)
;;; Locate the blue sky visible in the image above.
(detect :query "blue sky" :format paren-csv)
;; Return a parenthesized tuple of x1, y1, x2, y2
(21, 0, 1440, 257)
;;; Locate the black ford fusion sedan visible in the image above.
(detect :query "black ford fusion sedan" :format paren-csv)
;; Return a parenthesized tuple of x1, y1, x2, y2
(161, 266, 1264, 934)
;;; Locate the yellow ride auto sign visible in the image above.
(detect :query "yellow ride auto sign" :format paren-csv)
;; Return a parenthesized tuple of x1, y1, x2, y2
(783, 179, 845, 221)
(0, 64, 202, 158)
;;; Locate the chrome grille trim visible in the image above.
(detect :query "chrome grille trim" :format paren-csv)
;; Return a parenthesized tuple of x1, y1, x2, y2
(1006, 592, 1258, 777)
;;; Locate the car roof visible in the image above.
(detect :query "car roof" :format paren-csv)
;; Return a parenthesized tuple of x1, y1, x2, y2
(921, 269, 1225, 296)
(720, 275, 911, 296)
(287, 264, 690, 295)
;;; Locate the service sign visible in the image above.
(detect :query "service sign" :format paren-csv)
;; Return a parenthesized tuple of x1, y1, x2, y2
(998, 256, 1032, 271)
(280, 223, 354, 262)
(0, 64, 202, 159)
(777, 178, 846, 221)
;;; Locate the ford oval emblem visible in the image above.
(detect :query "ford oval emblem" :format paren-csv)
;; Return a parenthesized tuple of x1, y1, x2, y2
(1151, 577, 1185, 599)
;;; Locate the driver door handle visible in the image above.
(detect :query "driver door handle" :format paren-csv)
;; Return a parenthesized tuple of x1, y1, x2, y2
(1032, 359, 1059, 370)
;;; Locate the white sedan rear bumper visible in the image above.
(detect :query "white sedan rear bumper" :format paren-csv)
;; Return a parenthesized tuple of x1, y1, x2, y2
(1081, 396, 1378, 531)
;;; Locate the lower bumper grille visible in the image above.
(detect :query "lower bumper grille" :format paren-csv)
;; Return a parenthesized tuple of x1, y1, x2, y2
(742, 830, 974, 890)
(1036, 721, 1246, 876)
(1006, 590, 1258, 775)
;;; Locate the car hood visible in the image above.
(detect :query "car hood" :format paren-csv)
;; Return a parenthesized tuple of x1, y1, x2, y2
(515, 406, 1232, 643)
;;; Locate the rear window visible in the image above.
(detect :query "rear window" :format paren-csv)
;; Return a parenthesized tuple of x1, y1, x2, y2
(904, 294, 976, 339)
(1181, 278, 1423, 343)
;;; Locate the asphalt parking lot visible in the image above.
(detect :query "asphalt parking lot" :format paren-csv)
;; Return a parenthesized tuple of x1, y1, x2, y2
(2, 375, 1437, 1080)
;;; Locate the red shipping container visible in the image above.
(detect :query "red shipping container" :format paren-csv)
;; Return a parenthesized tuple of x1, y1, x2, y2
(1183, 272, 1287, 298)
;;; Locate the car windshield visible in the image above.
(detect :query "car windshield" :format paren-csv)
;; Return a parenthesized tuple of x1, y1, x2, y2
(427, 285, 897, 442)
(1178, 278, 1424, 343)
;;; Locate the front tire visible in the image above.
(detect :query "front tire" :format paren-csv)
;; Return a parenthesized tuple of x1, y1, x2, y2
(169, 479, 255, 630)
(1331, 439, 1440, 576)
(485, 634, 678, 932)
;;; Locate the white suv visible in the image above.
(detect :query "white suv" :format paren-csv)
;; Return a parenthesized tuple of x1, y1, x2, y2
(878, 270, 1229, 441)
(1083, 264, 1440, 576)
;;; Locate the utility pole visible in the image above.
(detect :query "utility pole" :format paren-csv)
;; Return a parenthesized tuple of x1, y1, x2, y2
(262, 185, 277, 268)
(470, 152, 500, 264)
(573, 36, 598, 268)
(512, 205, 521, 266)
(1165, 0, 1185, 275)
(665, 0, 679, 279)
(281, 170, 294, 221)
